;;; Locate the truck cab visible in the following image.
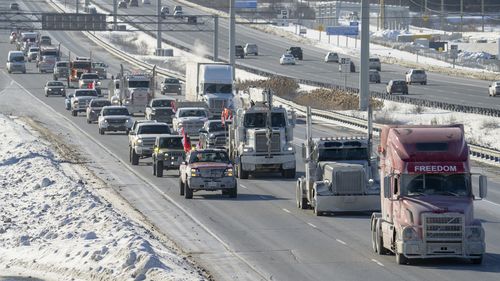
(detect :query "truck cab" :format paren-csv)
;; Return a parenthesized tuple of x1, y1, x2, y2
(129, 122, 172, 165)
(152, 134, 185, 177)
(371, 125, 487, 265)
(145, 97, 176, 124)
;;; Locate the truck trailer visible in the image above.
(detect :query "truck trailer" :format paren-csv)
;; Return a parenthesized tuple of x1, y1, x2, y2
(185, 62, 234, 119)
(371, 124, 488, 265)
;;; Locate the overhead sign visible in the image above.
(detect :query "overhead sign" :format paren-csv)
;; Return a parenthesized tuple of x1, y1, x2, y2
(450, 44, 458, 59)
(326, 26, 358, 36)
(235, 1, 257, 9)
(42, 13, 107, 31)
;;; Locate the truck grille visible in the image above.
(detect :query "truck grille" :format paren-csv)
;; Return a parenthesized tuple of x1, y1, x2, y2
(183, 122, 204, 134)
(333, 168, 364, 195)
(107, 119, 126, 124)
(255, 133, 280, 153)
(78, 100, 90, 107)
(141, 137, 156, 147)
(423, 213, 464, 242)
(214, 136, 227, 146)
(210, 99, 226, 109)
(199, 168, 225, 178)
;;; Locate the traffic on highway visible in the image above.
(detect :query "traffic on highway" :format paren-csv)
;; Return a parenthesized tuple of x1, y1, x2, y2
(2, 0, 500, 280)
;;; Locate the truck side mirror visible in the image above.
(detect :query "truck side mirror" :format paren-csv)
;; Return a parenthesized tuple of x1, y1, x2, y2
(290, 110, 296, 127)
(479, 175, 487, 199)
(383, 176, 391, 199)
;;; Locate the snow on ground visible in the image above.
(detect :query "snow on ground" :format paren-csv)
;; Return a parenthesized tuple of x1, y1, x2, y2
(0, 115, 206, 281)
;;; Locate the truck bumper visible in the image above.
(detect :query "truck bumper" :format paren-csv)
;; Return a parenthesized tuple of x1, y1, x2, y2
(240, 154, 296, 171)
(396, 239, 485, 259)
(188, 177, 236, 191)
(135, 145, 153, 156)
(314, 194, 380, 213)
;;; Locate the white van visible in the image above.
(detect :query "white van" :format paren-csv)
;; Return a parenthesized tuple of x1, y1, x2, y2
(6, 51, 26, 74)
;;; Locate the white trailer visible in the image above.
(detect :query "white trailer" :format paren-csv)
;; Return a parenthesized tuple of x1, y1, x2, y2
(185, 62, 234, 118)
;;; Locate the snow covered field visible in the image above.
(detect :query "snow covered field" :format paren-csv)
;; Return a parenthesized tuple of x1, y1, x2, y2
(0, 115, 206, 281)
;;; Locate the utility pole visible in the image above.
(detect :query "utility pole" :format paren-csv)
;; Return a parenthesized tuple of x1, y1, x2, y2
(213, 15, 219, 61)
(460, 0, 464, 32)
(359, 0, 369, 111)
(379, 0, 385, 30)
(76, 0, 79, 13)
(229, 0, 236, 80)
(157, 0, 161, 50)
(481, 0, 485, 32)
(113, 0, 117, 30)
(440, 0, 444, 31)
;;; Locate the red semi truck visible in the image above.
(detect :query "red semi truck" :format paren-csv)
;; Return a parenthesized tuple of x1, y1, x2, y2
(371, 125, 488, 264)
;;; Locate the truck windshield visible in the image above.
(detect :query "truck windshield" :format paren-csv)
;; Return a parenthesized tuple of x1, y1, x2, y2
(128, 80, 150, 88)
(73, 61, 91, 69)
(82, 74, 99, 80)
(204, 84, 232, 94)
(91, 100, 111, 107)
(209, 122, 230, 132)
(317, 148, 368, 161)
(75, 91, 97, 97)
(138, 125, 171, 134)
(159, 137, 183, 149)
(402, 174, 470, 197)
(41, 50, 58, 57)
(152, 99, 174, 107)
(179, 109, 206, 117)
(190, 151, 229, 163)
(244, 112, 286, 128)
(103, 108, 129, 116)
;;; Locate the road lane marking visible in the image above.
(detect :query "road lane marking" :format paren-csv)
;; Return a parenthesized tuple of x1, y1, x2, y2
(307, 223, 317, 228)
(484, 199, 500, 207)
(240, 184, 248, 189)
(371, 259, 384, 267)
(336, 239, 347, 245)
(282, 208, 291, 213)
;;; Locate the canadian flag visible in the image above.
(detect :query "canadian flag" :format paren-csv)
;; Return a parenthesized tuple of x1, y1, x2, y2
(181, 127, 191, 153)
(221, 107, 233, 127)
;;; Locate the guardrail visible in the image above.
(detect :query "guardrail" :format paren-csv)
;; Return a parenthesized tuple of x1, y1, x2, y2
(53, 1, 500, 165)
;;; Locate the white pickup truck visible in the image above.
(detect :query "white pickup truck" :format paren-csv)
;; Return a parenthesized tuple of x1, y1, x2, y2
(145, 97, 176, 125)
(71, 89, 99, 117)
(128, 122, 173, 165)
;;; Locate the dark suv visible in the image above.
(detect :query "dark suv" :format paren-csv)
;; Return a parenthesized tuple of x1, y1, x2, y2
(287, 47, 303, 60)
(386, 80, 409, 95)
(235, 45, 245, 58)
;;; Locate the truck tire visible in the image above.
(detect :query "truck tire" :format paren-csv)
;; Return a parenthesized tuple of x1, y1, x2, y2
(284, 168, 296, 179)
(396, 252, 409, 265)
(156, 161, 163, 177)
(314, 204, 323, 216)
(99, 128, 104, 135)
(131, 149, 139, 165)
(238, 163, 249, 179)
(184, 183, 193, 199)
(471, 255, 483, 265)
(179, 179, 185, 196)
(229, 184, 237, 198)
(296, 180, 308, 209)
(72, 110, 77, 117)
(53, 75, 57, 80)
(375, 223, 390, 255)
(153, 161, 156, 175)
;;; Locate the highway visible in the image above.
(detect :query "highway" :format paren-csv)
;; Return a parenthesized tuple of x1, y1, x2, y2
(1, 1, 500, 280)
(84, 0, 500, 111)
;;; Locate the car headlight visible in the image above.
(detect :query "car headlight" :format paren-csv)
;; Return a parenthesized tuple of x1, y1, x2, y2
(283, 144, 294, 152)
(137, 139, 143, 145)
(48, 88, 52, 91)
(224, 168, 233, 177)
(466, 227, 483, 242)
(402, 227, 418, 241)
(190, 168, 200, 177)
(243, 147, 253, 153)
(125, 119, 130, 123)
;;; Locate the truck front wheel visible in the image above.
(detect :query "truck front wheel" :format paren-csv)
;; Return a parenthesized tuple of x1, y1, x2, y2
(396, 252, 409, 265)
(375, 222, 390, 255)
(228, 184, 237, 198)
(284, 168, 296, 179)
(155, 161, 164, 177)
(179, 179, 185, 196)
(296, 180, 308, 209)
(238, 163, 249, 179)
(185, 183, 193, 199)
(471, 255, 483, 265)
(72, 110, 77, 116)
(131, 148, 139, 165)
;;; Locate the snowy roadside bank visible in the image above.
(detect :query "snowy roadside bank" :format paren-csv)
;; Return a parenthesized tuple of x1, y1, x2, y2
(0, 114, 206, 281)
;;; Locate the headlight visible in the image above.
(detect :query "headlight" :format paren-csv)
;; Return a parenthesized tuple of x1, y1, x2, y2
(283, 144, 294, 152)
(73, 100, 78, 104)
(466, 227, 483, 241)
(243, 147, 253, 152)
(137, 139, 143, 145)
(48, 88, 52, 91)
(164, 153, 169, 157)
(125, 119, 130, 123)
(402, 227, 418, 241)
(224, 168, 233, 177)
(190, 168, 200, 177)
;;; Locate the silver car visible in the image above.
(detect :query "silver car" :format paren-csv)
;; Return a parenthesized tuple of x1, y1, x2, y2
(44, 81, 66, 97)
(86, 98, 112, 123)
(406, 69, 427, 85)
(244, 43, 258, 56)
